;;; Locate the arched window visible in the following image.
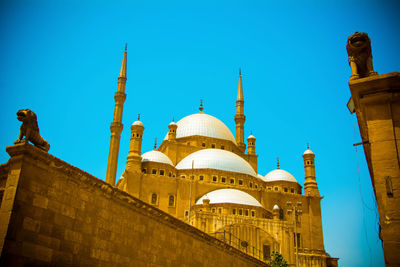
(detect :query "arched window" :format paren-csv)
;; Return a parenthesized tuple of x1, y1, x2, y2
(151, 193, 157, 205)
(168, 195, 175, 207)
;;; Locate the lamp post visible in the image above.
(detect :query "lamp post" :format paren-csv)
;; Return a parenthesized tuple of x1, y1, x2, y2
(287, 201, 302, 267)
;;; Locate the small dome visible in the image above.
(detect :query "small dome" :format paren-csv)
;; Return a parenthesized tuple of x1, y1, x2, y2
(169, 121, 177, 126)
(176, 149, 257, 177)
(132, 120, 143, 126)
(273, 204, 280, 210)
(303, 149, 314, 155)
(247, 134, 256, 140)
(141, 151, 174, 166)
(163, 113, 237, 144)
(263, 169, 298, 183)
(196, 189, 262, 207)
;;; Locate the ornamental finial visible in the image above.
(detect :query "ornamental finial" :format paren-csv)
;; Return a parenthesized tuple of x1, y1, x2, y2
(199, 99, 204, 112)
(307, 142, 309, 149)
(154, 137, 157, 150)
(277, 157, 280, 169)
(138, 113, 140, 121)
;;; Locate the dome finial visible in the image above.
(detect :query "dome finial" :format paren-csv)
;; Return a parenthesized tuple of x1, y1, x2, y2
(172, 116, 174, 122)
(154, 137, 157, 150)
(199, 99, 204, 112)
(277, 157, 280, 169)
(307, 142, 309, 149)
(239, 67, 241, 76)
(138, 113, 140, 121)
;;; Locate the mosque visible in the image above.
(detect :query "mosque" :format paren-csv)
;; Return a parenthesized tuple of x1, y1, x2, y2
(105, 47, 338, 266)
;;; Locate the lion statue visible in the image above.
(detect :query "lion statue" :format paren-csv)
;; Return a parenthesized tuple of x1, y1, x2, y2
(14, 109, 50, 152)
(346, 32, 377, 80)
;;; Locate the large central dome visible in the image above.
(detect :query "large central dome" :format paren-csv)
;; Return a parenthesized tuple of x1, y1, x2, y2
(176, 149, 257, 177)
(164, 113, 237, 144)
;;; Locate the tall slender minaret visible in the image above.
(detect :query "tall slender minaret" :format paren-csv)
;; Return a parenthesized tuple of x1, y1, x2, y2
(106, 45, 127, 186)
(234, 68, 246, 152)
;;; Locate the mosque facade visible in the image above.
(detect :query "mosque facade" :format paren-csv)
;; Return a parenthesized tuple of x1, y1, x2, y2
(107, 48, 338, 266)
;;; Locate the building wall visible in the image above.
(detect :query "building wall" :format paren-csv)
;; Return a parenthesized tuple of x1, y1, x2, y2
(349, 72, 400, 266)
(0, 143, 267, 266)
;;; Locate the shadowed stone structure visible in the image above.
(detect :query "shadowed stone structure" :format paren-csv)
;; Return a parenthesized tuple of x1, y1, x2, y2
(0, 143, 267, 266)
(347, 32, 400, 267)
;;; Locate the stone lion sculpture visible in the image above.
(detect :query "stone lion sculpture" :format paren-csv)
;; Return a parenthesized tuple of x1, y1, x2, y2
(14, 109, 50, 152)
(346, 32, 377, 80)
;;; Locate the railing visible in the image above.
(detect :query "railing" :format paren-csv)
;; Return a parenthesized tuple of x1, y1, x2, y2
(212, 230, 268, 263)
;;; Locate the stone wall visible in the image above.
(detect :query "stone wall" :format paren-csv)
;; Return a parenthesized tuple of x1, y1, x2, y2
(349, 72, 400, 267)
(0, 143, 267, 266)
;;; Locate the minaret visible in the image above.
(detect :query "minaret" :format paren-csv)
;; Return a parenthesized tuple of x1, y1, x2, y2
(168, 118, 178, 140)
(247, 132, 256, 155)
(126, 114, 144, 171)
(234, 68, 246, 152)
(106, 45, 127, 186)
(303, 144, 320, 196)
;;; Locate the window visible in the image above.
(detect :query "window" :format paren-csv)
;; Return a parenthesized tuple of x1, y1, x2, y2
(151, 193, 157, 205)
(152, 169, 157, 175)
(238, 209, 243, 216)
(211, 144, 216, 148)
(250, 182, 253, 188)
(290, 188, 294, 193)
(199, 175, 204, 181)
(284, 187, 288, 193)
(294, 233, 301, 247)
(181, 175, 186, 179)
(142, 168, 147, 173)
(255, 184, 258, 189)
(168, 172, 172, 177)
(221, 177, 226, 183)
(245, 209, 249, 216)
(212, 208, 216, 213)
(274, 187, 279, 191)
(221, 145, 225, 150)
(238, 179, 243, 185)
(267, 187, 272, 190)
(218, 208, 222, 214)
(230, 178, 235, 184)
(136, 133, 139, 137)
(185, 210, 189, 217)
(202, 143, 206, 147)
(160, 170, 165, 176)
(168, 195, 175, 207)
(212, 176, 217, 182)
(263, 245, 271, 261)
(232, 208, 236, 215)
(187, 142, 190, 146)
(251, 210, 255, 217)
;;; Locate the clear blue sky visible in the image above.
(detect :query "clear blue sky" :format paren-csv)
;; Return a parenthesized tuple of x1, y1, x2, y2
(1, 0, 399, 266)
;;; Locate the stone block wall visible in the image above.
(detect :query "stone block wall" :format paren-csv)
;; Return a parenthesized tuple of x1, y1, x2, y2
(0, 143, 267, 266)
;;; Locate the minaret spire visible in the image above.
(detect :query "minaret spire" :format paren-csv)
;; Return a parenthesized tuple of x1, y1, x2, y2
(234, 68, 246, 152)
(106, 46, 128, 186)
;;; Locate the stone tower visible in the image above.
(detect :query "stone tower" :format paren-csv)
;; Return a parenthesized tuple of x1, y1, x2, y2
(235, 69, 246, 153)
(303, 144, 319, 196)
(126, 116, 144, 172)
(105, 45, 127, 185)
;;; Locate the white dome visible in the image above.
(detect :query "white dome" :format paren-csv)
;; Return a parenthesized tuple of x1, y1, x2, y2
(303, 149, 314, 155)
(196, 189, 262, 207)
(169, 121, 177, 126)
(247, 134, 256, 140)
(176, 149, 257, 177)
(163, 113, 237, 144)
(263, 169, 298, 183)
(257, 174, 264, 180)
(141, 150, 174, 166)
(132, 120, 143, 126)
(273, 204, 280, 210)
